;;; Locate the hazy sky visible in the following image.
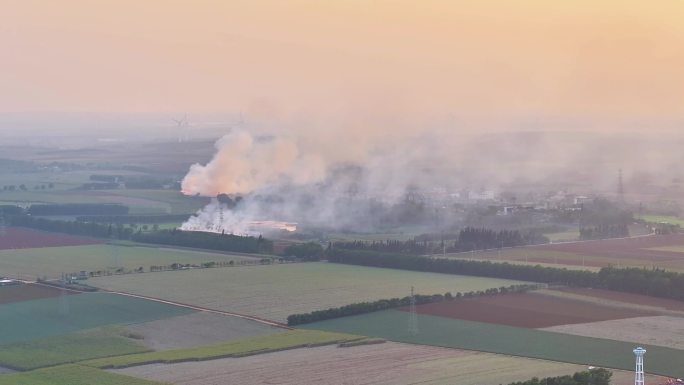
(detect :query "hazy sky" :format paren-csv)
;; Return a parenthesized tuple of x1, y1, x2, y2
(2, 0, 684, 129)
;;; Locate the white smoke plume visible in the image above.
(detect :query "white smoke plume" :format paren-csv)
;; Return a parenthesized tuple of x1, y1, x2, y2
(180, 119, 684, 236)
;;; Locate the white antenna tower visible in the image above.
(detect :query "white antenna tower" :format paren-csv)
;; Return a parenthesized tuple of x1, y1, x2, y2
(633, 347, 646, 385)
(408, 286, 419, 336)
(59, 273, 69, 316)
(172, 114, 189, 142)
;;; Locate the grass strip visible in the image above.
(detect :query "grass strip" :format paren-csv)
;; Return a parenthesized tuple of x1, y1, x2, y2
(82, 330, 362, 369)
(0, 364, 167, 385)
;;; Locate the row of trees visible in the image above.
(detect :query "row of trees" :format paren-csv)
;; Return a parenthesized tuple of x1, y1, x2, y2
(506, 368, 611, 385)
(287, 284, 541, 325)
(331, 227, 549, 255)
(579, 224, 629, 240)
(76, 214, 189, 224)
(131, 229, 273, 254)
(11, 215, 134, 239)
(328, 249, 599, 286)
(599, 266, 684, 299)
(10, 215, 273, 255)
(328, 249, 684, 301)
(27, 203, 129, 216)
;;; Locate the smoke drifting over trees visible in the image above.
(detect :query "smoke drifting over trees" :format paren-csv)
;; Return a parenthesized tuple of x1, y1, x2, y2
(180, 123, 684, 235)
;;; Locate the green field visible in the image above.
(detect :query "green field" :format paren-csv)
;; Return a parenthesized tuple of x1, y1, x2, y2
(89, 262, 529, 322)
(84, 329, 362, 369)
(0, 293, 193, 345)
(642, 215, 684, 227)
(0, 328, 150, 370)
(0, 244, 259, 280)
(0, 185, 207, 215)
(305, 310, 684, 378)
(544, 230, 580, 242)
(0, 365, 165, 385)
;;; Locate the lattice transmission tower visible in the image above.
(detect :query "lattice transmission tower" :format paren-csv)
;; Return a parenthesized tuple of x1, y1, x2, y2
(408, 286, 419, 336)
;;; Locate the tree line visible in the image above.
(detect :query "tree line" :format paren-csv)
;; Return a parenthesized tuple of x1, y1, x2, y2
(505, 368, 611, 385)
(330, 227, 549, 255)
(287, 284, 542, 326)
(328, 248, 599, 286)
(10, 215, 273, 254)
(579, 224, 629, 240)
(75, 214, 189, 224)
(27, 203, 129, 216)
(327, 249, 684, 301)
(131, 229, 273, 254)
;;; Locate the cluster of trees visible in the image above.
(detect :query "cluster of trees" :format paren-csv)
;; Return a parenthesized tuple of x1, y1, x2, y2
(579, 224, 629, 240)
(0, 205, 24, 215)
(331, 227, 549, 255)
(27, 203, 129, 216)
(282, 242, 324, 261)
(328, 249, 684, 302)
(330, 239, 432, 254)
(75, 214, 189, 224)
(86, 174, 175, 189)
(506, 368, 611, 385)
(80, 182, 119, 190)
(287, 284, 541, 325)
(131, 229, 273, 254)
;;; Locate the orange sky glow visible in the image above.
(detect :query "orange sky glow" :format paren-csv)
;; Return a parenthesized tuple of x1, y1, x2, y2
(2, 0, 683, 128)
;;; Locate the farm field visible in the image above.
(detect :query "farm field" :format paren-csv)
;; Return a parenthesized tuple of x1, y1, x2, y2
(444, 233, 684, 272)
(397, 292, 656, 328)
(0, 364, 165, 385)
(84, 330, 362, 369)
(304, 310, 684, 377)
(641, 215, 684, 227)
(0, 328, 150, 370)
(112, 342, 591, 385)
(0, 292, 193, 345)
(543, 316, 684, 350)
(125, 312, 283, 350)
(0, 283, 74, 304)
(89, 262, 529, 322)
(546, 288, 684, 313)
(0, 244, 258, 279)
(0, 227, 102, 250)
(543, 229, 580, 242)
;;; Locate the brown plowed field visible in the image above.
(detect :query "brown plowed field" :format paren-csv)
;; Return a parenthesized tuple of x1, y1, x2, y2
(0, 283, 76, 304)
(551, 287, 684, 312)
(398, 292, 655, 328)
(541, 234, 684, 261)
(0, 227, 102, 250)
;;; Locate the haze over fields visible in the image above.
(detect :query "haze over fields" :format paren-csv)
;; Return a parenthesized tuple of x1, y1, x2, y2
(5, 0, 684, 233)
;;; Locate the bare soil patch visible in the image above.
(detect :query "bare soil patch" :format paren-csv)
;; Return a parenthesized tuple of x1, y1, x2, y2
(0, 227, 102, 250)
(542, 234, 684, 261)
(398, 292, 655, 328)
(552, 287, 684, 312)
(124, 312, 282, 350)
(542, 316, 684, 350)
(0, 283, 76, 304)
